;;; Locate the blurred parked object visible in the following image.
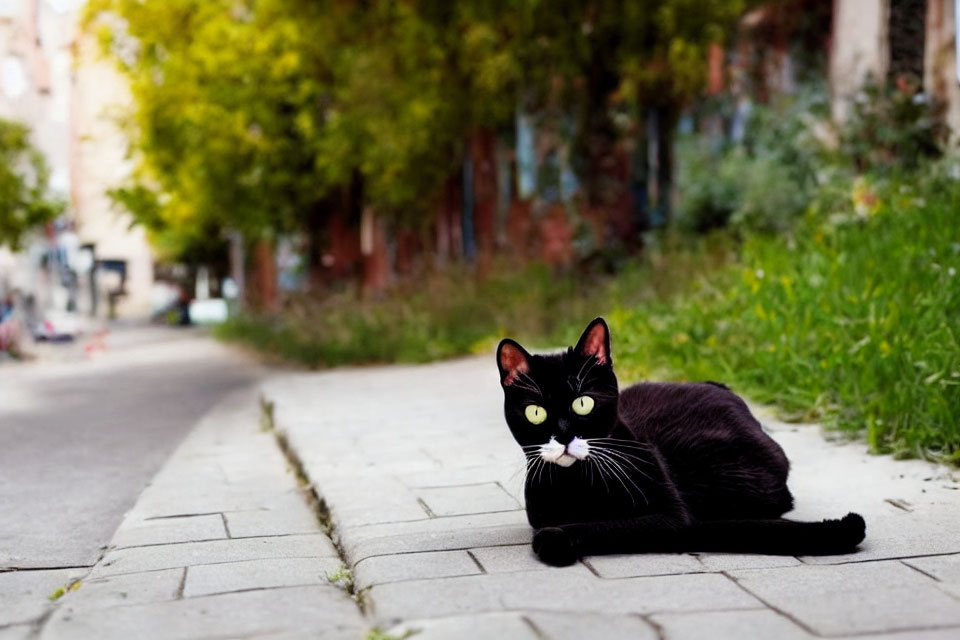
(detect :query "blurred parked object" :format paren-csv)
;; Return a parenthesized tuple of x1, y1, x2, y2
(188, 299, 229, 326)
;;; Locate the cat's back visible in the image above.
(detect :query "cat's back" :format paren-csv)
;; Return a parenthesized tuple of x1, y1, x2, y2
(617, 380, 792, 519)
(618, 380, 763, 440)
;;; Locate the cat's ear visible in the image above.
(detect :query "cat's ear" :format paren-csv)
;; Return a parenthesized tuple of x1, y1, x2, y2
(575, 317, 612, 365)
(497, 339, 531, 387)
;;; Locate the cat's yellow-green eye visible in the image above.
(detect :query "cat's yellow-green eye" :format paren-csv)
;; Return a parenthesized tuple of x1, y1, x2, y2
(525, 405, 547, 425)
(572, 395, 595, 416)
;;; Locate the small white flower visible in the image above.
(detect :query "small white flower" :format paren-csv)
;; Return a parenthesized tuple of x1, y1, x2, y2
(949, 267, 957, 277)
(755, 269, 765, 279)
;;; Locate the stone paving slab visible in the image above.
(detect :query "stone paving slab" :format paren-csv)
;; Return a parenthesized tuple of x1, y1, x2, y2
(526, 612, 659, 639)
(386, 612, 541, 640)
(0, 624, 33, 640)
(262, 355, 960, 639)
(183, 557, 344, 598)
(650, 609, 810, 640)
(109, 514, 227, 549)
(729, 559, 960, 635)
(37, 387, 366, 640)
(584, 552, 704, 578)
(91, 533, 338, 578)
(41, 586, 361, 640)
(224, 506, 321, 538)
(353, 549, 482, 587)
(0, 568, 87, 627)
(64, 568, 183, 609)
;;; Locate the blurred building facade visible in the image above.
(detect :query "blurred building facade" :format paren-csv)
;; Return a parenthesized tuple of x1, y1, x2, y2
(831, 0, 960, 137)
(0, 0, 152, 321)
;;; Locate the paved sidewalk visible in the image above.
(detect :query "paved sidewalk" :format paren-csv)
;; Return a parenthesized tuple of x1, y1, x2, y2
(25, 386, 366, 640)
(261, 356, 960, 640)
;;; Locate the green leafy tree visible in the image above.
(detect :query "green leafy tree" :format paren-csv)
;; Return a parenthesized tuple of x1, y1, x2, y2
(85, 0, 751, 263)
(0, 119, 64, 250)
(84, 0, 336, 262)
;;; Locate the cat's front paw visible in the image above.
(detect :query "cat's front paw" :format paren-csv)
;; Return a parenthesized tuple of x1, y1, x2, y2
(533, 527, 578, 566)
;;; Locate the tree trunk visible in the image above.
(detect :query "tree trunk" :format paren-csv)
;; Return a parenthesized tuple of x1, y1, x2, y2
(361, 207, 390, 296)
(470, 127, 498, 261)
(248, 238, 278, 312)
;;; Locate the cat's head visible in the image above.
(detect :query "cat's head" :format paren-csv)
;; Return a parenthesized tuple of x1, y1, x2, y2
(496, 317, 619, 467)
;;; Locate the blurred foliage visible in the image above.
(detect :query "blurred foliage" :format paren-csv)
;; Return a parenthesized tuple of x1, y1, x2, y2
(675, 79, 946, 236)
(613, 171, 960, 463)
(216, 258, 612, 367)
(0, 119, 65, 250)
(83, 0, 750, 261)
(675, 89, 828, 235)
(836, 77, 948, 173)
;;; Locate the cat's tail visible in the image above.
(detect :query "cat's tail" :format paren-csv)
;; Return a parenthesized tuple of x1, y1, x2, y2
(677, 512, 866, 556)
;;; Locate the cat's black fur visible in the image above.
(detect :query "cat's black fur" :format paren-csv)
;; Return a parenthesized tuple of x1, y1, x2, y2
(497, 317, 866, 566)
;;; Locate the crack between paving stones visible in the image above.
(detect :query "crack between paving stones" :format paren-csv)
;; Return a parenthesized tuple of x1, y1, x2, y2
(829, 623, 960, 638)
(0, 564, 94, 573)
(365, 606, 771, 631)
(641, 613, 667, 640)
(580, 558, 601, 577)
(796, 548, 960, 567)
(899, 559, 942, 582)
(349, 541, 534, 565)
(720, 571, 821, 637)
(110, 531, 326, 551)
(89, 555, 339, 580)
(260, 395, 363, 612)
(37, 583, 350, 615)
(31, 551, 108, 638)
(465, 550, 487, 573)
(406, 480, 513, 490)
(520, 615, 548, 639)
(220, 513, 232, 538)
(176, 567, 188, 598)
(144, 512, 223, 521)
(415, 497, 437, 518)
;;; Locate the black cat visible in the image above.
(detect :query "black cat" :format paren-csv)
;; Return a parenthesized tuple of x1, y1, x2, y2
(497, 317, 865, 566)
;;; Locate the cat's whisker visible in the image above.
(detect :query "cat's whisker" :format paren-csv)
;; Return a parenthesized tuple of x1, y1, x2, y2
(587, 456, 608, 492)
(588, 442, 655, 465)
(586, 439, 656, 455)
(590, 453, 636, 507)
(535, 457, 549, 485)
(587, 437, 655, 448)
(524, 456, 540, 483)
(584, 442, 657, 463)
(592, 447, 656, 483)
(589, 450, 647, 506)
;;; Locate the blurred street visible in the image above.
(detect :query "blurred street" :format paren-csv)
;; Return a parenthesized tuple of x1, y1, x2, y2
(0, 326, 260, 570)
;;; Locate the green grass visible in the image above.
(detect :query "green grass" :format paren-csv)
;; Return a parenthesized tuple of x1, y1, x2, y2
(215, 259, 608, 367)
(608, 178, 960, 462)
(218, 176, 960, 462)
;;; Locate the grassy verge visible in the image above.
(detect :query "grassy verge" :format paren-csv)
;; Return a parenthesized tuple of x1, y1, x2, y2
(218, 177, 959, 462)
(215, 260, 612, 368)
(610, 178, 960, 462)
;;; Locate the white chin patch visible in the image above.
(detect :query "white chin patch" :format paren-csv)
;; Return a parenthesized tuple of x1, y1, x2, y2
(540, 437, 587, 467)
(555, 453, 577, 467)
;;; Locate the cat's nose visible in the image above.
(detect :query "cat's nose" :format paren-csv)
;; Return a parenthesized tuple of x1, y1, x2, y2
(555, 419, 573, 444)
